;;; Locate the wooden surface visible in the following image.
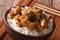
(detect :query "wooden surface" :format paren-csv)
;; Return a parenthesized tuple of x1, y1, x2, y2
(0, 0, 60, 40)
(53, 0, 60, 9)
(35, 0, 53, 6)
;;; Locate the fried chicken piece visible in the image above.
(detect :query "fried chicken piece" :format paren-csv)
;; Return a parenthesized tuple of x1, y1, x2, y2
(14, 14, 20, 22)
(41, 19, 48, 28)
(19, 15, 25, 21)
(21, 19, 29, 27)
(9, 11, 15, 19)
(19, 15, 29, 21)
(17, 22, 22, 27)
(21, 18, 36, 30)
(21, 10, 27, 15)
(27, 22, 36, 30)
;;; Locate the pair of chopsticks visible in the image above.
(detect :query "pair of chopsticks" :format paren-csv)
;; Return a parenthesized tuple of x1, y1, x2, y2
(33, 3, 60, 16)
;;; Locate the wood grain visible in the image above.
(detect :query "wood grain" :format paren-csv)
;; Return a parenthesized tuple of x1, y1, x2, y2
(0, 24, 7, 40)
(3, 34, 12, 40)
(0, 0, 60, 40)
(53, 0, 60, 9)
(35, 0, 53, 6)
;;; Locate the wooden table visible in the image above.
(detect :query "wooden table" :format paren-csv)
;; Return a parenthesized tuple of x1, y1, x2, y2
(0, 0, 60, 40)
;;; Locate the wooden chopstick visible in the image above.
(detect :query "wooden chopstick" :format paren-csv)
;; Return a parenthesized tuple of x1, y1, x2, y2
(16, 0, 24, 6)
(16, 0, 32, 6)
(35, 3, 60, 14)
(33, 5, 60, 16)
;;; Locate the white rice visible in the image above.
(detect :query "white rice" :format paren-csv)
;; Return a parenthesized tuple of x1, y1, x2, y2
(7, 14, 53, 36)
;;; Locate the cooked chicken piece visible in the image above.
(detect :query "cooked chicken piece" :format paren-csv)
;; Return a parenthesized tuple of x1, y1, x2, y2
(21, 19, 29, 27)
(21, 10, 26, 15)
(19, 15, 29, 21)
(19, 15, 25, 21)
(21, 9, 31, 18)
(14, 14, 20, 22)
(21, 18, 36, 30)
(9, 11, 15, 18)
(17, 22, 22, 27)
(28, 22, 36, 30)
(41, 19, 48, 28)
(11, 6, 21, 14)
(47, 15, 51, 20)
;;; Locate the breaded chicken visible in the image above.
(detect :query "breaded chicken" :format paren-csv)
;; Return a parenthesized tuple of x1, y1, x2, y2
(21, 10, 27, 15)
(41, 19, 48, 28)
(19, 15, 29, 21)
(9, 11, 15, 18)
(27, 22, 36, 30)
(17, 22, 22, 27)
(21, 19, 29, 27)
(14, 14, 20, 22)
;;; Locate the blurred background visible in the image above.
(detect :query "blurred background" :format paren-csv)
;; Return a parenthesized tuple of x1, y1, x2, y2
(0, 0, 60, 14)
(0, 0, 60, 16)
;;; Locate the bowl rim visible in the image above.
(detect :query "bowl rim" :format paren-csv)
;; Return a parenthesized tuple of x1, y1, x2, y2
(4, 9, 55, 37)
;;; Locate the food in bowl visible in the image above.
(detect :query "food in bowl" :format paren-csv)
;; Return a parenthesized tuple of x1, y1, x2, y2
(7, 6, 53, 36)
